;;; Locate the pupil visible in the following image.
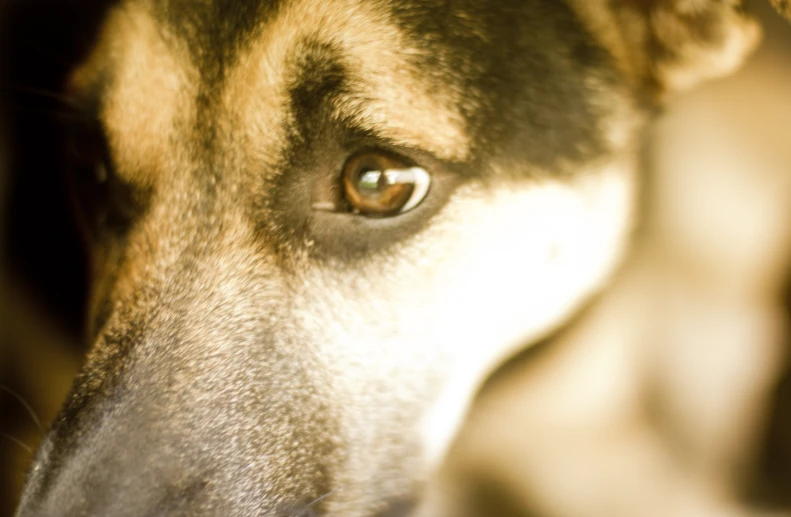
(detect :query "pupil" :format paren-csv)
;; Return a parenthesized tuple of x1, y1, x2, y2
(359, 169, 385, 192)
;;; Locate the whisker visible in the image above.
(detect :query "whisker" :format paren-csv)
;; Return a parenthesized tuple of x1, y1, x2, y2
(288, 489, 339, 517)
(304, 490, 336, 509)
(0, 432, 34, 456)
(0, 84, 77, 106)
(0, 384, 43, 434)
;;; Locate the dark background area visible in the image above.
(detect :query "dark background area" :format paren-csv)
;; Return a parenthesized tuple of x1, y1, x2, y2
(0, 1, 113, 513)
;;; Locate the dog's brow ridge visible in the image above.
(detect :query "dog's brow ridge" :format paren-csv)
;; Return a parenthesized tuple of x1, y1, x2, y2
(219, 0, 471, 167)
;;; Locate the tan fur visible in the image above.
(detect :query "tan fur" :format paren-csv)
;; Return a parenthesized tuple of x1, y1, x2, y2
(71, 3, 198, 190)
(14, 1, 791, 516)
(225, 0, 471, 170)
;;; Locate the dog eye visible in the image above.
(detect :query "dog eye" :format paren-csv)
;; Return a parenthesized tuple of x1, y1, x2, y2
(341, 152, 431, 217)
(65, 119, 140, 235)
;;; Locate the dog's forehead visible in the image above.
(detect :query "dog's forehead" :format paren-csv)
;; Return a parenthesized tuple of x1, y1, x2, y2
(73, 0, 619, 188)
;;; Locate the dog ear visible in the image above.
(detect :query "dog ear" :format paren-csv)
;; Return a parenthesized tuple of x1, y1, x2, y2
(769, 0, 791, 21)
(612, 0, 761, 95)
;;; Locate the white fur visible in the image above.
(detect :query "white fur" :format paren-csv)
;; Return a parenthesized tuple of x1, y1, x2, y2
(291, 159, 636, 513)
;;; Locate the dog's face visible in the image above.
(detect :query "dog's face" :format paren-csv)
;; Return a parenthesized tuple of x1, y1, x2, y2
(15, 1, 760, 516)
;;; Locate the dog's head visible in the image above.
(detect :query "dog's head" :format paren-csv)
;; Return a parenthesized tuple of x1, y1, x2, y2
(15, 1, 759, 516)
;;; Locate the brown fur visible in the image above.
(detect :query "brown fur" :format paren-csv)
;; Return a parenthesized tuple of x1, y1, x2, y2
(11, 1, 789, 516)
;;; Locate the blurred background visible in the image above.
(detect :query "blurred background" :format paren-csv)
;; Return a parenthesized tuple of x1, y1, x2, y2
(0, 1, 111, 514)
(0, 1, 790, 516)
(436, 3, 791, 516)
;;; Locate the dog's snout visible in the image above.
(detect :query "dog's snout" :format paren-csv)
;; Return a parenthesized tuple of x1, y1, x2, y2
(17, 414, 329, 517)
(17, 463, 215, 517)
(14, 311, 337, 517)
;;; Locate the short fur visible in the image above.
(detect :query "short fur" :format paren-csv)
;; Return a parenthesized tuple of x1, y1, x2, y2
(13, 1, 779, 516)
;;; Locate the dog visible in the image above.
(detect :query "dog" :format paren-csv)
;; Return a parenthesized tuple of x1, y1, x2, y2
(11, 1, 790, 516)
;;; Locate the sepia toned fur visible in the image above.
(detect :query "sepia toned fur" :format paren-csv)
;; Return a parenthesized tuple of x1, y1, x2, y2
(12, 1, 788, 516)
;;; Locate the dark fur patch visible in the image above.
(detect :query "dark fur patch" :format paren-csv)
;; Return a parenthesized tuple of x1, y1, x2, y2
(155, 0, 279, 83)
(155, 0, 617, 176)
(389, 0, 618, 172)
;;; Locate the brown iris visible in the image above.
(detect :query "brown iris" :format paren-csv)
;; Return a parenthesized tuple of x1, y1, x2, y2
(342, 152, 430, 217)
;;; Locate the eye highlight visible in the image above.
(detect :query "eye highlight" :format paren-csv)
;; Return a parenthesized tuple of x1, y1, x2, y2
(341, 152, 431, 217)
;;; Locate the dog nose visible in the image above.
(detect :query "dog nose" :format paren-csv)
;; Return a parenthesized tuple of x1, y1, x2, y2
(13, 380, 333, 517)
(12, 299, 341, 517)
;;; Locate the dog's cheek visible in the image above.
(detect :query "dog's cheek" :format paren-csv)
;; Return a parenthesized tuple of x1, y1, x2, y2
(291, 158, 637, 499)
